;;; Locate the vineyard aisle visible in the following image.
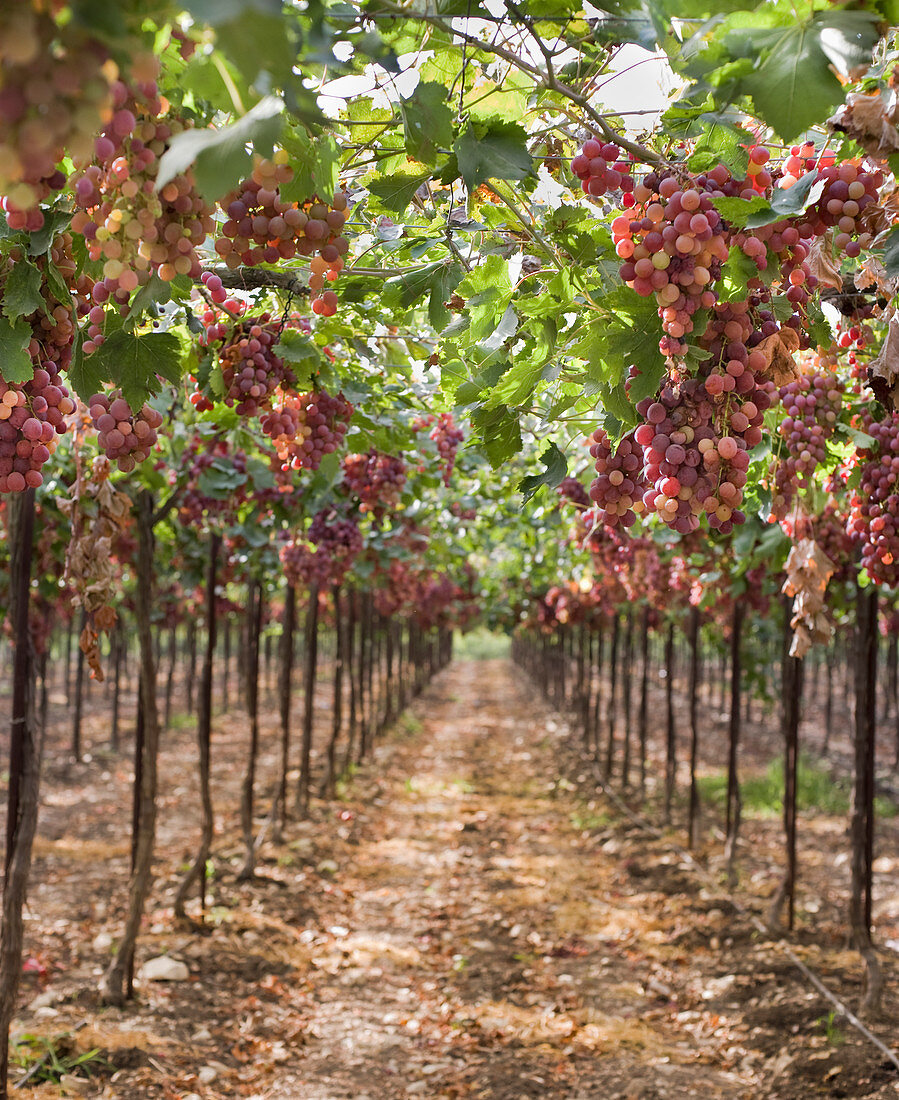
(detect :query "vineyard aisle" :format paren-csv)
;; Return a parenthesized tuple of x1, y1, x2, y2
(16, 657, 898, 1099)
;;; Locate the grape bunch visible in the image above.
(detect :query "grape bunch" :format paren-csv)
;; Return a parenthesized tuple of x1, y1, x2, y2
(307, 507, 363, 585)
(570, 137, 635, 199)
(0, 6, 124, 228)
(557, 476, 589, 509)
(847, 411, 899, 587)
(342, 449, 406, 514)
(214, 156, 350, 315)
(588, 429, 645, 528)
(177, 436, 249, 526)
(612, 171, 730, 357)
(786, 158, 881, 258)
(0, 366, 74, 491)
(88, 391, 164, 471)
(428, 413, 464, 485)
(279, 539, 320, 589)
(770, 372, 843, 520)
(70, 87, 215, 337)
(633, 370, 773, 535)
(214, 315, 292, 416)
(269, 390, 353, 473)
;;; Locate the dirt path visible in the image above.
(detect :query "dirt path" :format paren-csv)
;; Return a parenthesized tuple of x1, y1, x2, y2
(10, 657, 899, 1099)
(252, 659, 755, 1099)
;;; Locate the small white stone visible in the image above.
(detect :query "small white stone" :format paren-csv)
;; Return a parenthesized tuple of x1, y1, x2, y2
(197, 1066, 217, 1085)
(138, 956, 190, 982)
(92, 931, 114, 952)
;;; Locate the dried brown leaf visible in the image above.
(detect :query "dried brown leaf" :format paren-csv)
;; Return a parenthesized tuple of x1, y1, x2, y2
(828, 92, 899, 160)
(757, 328, 801, 386)
(807, 235, 844, 293)
(867, 315, 899, 410)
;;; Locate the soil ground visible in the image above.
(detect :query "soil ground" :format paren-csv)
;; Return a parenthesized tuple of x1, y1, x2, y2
(4, 651, 899, 1099)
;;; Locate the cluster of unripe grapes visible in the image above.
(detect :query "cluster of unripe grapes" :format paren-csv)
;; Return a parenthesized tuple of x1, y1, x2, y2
(214, 315, 291, 417)
(87, 391, 164, 471)
(342, 449, 406, 514)
(214, 156, 349, 316)
(570, 138, 634, 198)
(588, 429, 645, 529)
(267, 390, 353, 473)
(770, 372, 843, 520)
(847, 412, 899, 587)
(0, 6, 123, 229)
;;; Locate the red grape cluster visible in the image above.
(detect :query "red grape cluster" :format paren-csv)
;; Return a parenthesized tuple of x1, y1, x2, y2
(71, 90, 215, 345)
(557, 476, 589, 509)
(770, 372, 843, 520)
(571, 137, 634, 199)
(270, 390, 353, 473)
(279, 539, 320, 589)
(788, 160, 881, 257)
(342, 449, 406, 514)
(177, 436, 248, 526)
(633, 366, 774, 535)
(0, 6, 125, 228)
(612, 172, 729, 357)
(307, 507, 363, 584)
(88, 391, 164, 471)
(214, 315, 291, 416)
(847, 412, 899, 586)
(428, 413, 465, 485)
(588, 428, 645, 528)
(0, 364, 74, 491)
(214, 156, 350, 315)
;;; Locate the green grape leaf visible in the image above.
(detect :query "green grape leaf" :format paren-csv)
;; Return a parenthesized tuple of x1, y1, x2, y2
(470, 404, 523, 467)
(713, 194, 773, 228)
(4, 261, 45, 323)
(0, 317, 35, 384)
(92, 329, 183, 410)
(518, 441, 568, 505)
(197, 459, 248, 498)
(454, 120, 534, 193)
(156, 96, 284, 202)
(44, 263, 73, 310)
(275, 330, 321, 389)
(181, 0, 282, 24)
(27, 210, 73, 257)
(67, 330, 106, 402)
(731, 14, 878, 141)
(280, 128, 340, 202)
(368, 171, 432, 215)
(126, 273, 173, 325)
(402, 81, 455, 164)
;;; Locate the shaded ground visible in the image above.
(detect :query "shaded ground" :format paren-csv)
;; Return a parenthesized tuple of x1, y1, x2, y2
(4, 656, 899, 1098)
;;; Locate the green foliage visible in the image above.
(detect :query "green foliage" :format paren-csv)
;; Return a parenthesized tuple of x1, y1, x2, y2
(156, 96, 284, 201)
(0, 317, 35, 384)
(11, 1033, 108, 1086)
(695, 754, 892, 819)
